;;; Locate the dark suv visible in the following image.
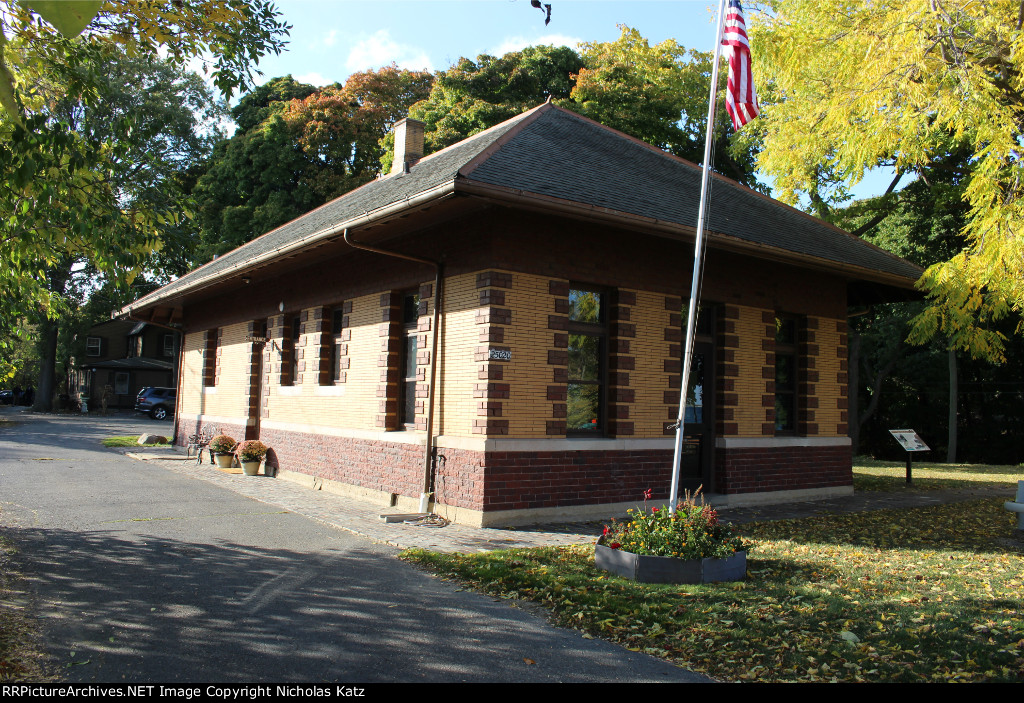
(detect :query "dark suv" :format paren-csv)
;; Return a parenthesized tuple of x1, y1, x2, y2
(135, 387, 176, 420)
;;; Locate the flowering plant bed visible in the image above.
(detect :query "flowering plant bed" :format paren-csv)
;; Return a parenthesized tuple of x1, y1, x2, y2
(596, 488, 748, 584)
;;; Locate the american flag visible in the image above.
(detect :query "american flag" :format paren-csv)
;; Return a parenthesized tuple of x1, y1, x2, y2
(722, 0, 759, 130)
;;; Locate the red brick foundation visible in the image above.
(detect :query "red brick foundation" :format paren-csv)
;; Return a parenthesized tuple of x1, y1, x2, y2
(477, 449, 673, 511)
(715, 444, 852, 494)
(176, 418, 852, 515)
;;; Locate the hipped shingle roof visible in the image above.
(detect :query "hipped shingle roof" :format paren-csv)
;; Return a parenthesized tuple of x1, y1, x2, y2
(128, 103, 919, 313)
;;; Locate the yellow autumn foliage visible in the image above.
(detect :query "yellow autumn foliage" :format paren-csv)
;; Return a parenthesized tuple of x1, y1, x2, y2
(751, 0, 1024, 359)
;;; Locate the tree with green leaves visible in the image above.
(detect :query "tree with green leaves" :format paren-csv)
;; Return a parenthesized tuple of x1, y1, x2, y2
(196, 66, 432, 258)
(0, 0, 289, 393)
(19, 48, 227, 409)
(388, 44, 583, 168)
(751, 0, 1024, 360)
(393, 30, 761, 188)
(573, 26, 759, 186)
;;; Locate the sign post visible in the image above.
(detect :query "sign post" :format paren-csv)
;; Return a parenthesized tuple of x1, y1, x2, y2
(888, 429, 930, 485)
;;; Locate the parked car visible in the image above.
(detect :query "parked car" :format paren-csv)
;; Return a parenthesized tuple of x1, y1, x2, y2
(0, 389, 12, 405)
(135, 387, 176, 420)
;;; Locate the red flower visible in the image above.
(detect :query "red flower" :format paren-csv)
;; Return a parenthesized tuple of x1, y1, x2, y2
(609, 542, 621, 549)
(652, 507, 659, 513)
(643, 488, 653, 500)
(602, 525, 610, 536)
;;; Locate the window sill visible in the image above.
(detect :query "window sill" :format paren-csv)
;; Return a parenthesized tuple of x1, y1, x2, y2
(315, 385, 346, 397)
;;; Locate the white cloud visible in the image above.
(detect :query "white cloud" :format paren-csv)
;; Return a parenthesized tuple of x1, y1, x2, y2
(321, 29, 339, 48)
(488, 33, 583, 57)
(294, 71, 331, 87)
(345, 29, 433, 73)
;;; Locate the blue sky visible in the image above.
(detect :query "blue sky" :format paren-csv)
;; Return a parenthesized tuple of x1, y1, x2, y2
(242, 0, 895, 200)
(254, 0, 723, 87)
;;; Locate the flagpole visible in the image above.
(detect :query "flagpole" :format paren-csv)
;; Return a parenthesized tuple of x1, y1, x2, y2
(668, 0, 727, 513)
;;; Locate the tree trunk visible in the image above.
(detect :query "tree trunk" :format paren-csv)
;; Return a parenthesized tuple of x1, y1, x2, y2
(947, 346, 958, 463)
(32, 261, 72, 413)
(32, 316, 59, 412)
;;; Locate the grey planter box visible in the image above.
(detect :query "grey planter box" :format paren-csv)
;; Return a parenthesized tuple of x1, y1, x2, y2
(595, 537, 747, 584)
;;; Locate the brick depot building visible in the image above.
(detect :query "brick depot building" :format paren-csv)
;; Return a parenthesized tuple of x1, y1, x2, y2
(123, 103, 920, 526)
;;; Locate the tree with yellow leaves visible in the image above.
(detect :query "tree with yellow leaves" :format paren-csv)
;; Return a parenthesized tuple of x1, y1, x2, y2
(751, 0, 1024, 361)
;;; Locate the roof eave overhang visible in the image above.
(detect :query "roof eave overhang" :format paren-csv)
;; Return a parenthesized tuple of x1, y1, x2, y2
(120, 179, 460, 321)
(453, 178, 922, 292)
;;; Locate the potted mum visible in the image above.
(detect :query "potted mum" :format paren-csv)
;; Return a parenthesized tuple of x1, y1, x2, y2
(236, 440, 268, 476)
(596, 487, 748, 584)
(208, 434, 237, 468)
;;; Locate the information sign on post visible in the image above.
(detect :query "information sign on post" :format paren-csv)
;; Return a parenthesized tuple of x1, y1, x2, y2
(888, 429, 930, 484)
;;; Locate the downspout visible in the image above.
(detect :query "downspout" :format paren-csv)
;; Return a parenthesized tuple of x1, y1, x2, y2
(343, 228, 443, 514)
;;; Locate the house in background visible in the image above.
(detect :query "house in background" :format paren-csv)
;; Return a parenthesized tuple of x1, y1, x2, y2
(75, 319, 180, 410)
(121, 103, 920, 526)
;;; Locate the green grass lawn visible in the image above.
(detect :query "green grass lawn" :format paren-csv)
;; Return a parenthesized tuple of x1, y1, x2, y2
(101, 435, 169, 448)
(404, 469, 1024, 682)
(853, 457, 1022, 492)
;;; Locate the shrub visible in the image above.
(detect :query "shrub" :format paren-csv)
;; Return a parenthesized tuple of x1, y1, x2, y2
(604, 488, 748, 559)
(208, 434, 237, 454)
(236, 440, 268, 462)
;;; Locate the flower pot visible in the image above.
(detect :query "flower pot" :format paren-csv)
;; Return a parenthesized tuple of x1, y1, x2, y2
(241, 460, 261, 476)
(214, 453, 234, 468)
(595, 536, 746, 584)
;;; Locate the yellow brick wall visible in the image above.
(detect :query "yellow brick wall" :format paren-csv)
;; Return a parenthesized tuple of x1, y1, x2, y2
(178, 325, 249, 420)
(207, 323, 251, 419)
(812, 316, 845, 437)
(179, 330, 205, 415)
(734, 305, 770, 436)
(439, 272, 490, 438)
(259, 293, 395, 430)
(180, 276, 848, 442)
(632, 290, 675, 437)
(501, 272, 554, 438)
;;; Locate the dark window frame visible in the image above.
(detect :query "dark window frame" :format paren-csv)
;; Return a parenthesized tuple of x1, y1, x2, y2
(284, 314, 301, 386)
(202, 328, 218, 387)
(399, 290, 420, 429)
(774, 314, 799, 435)
(566, 284, 608, 437)
(327, 306, 345, 385)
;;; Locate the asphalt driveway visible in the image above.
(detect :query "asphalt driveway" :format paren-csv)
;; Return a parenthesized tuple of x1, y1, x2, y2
(0, 408, 709, 683)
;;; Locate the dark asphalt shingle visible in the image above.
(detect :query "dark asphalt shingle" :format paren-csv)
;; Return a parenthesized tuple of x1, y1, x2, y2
(467, 107, 920, 280)
(134, 103, 918, 310)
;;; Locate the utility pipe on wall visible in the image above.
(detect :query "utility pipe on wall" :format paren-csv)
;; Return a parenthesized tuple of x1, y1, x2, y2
(342, 229, 443, 514)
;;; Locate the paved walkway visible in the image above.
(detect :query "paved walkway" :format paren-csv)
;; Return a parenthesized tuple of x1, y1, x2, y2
(3, 407, 713, 682)
(7, 406, 1011, 554)
(124, 442, 1014, 555)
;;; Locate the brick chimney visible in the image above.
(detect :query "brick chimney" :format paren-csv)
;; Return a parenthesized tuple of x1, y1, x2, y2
(390, 118, 425, 175)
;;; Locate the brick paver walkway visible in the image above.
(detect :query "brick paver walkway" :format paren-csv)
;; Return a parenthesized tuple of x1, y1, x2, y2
(126, 446, 1014, 554)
